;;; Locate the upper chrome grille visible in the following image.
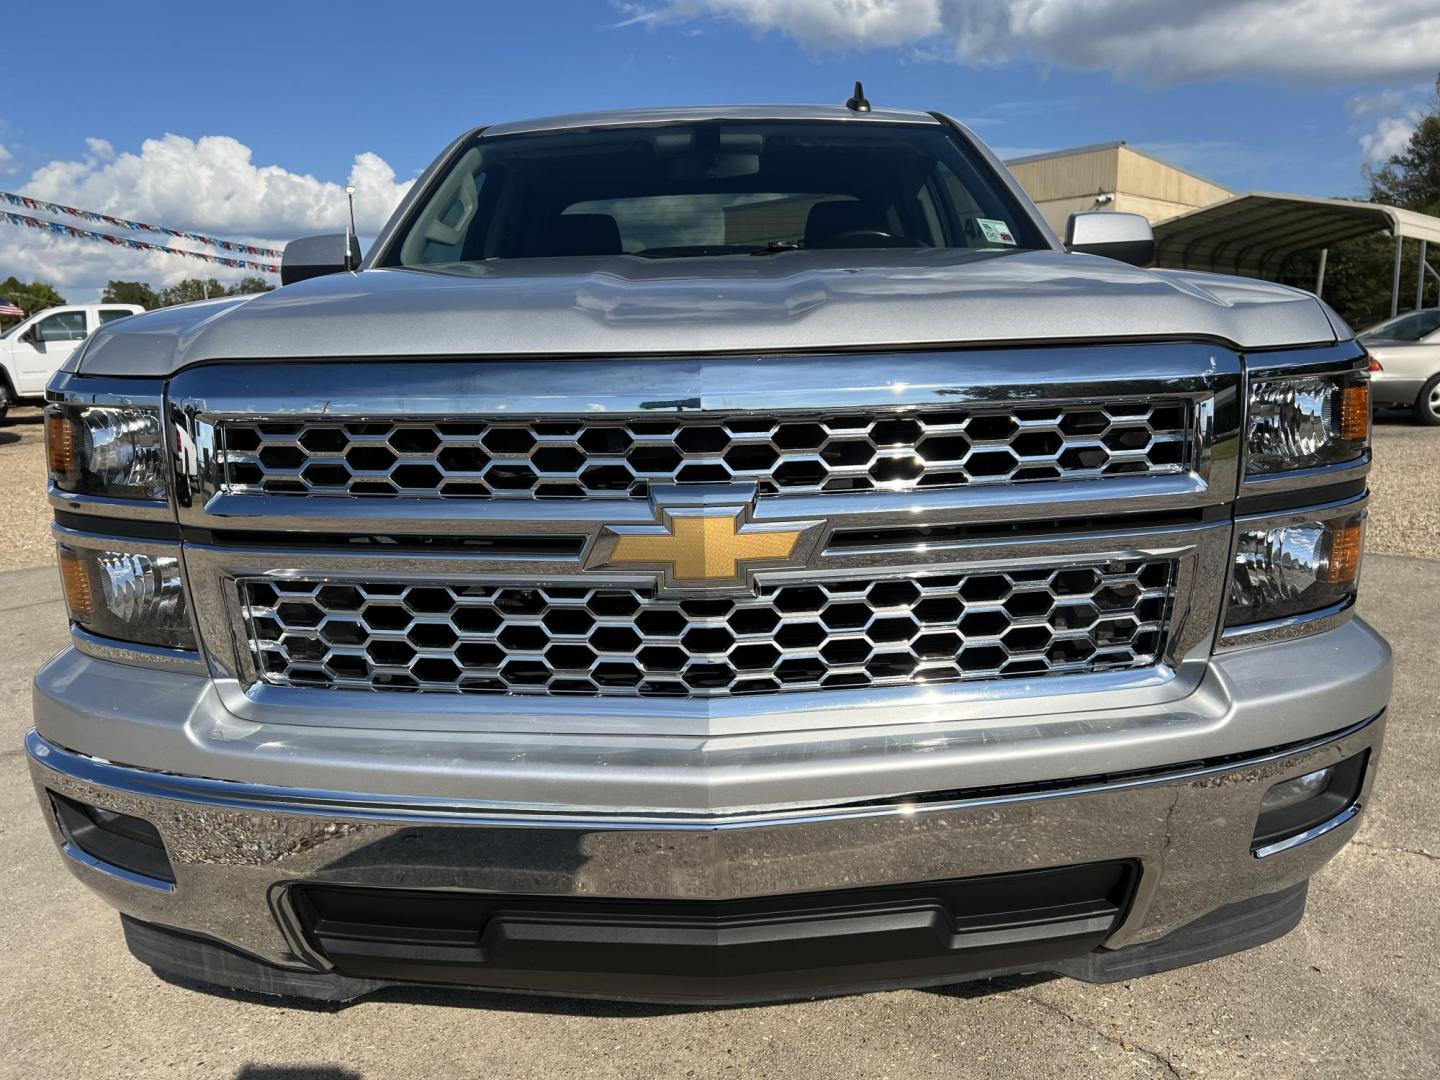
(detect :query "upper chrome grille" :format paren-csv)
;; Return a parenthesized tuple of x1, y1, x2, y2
(238, 559, 1174, 698)
(218, 401, 1192, 500)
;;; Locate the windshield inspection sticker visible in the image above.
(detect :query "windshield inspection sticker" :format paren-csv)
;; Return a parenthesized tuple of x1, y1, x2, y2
(977, 218, 1017, 245)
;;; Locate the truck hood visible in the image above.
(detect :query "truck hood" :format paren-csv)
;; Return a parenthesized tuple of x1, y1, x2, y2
(78, 248, 1337, 377)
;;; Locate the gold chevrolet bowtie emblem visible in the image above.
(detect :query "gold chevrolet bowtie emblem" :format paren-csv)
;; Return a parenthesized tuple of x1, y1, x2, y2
(612, 514, 801, 581)
(587, 494, 823, 593)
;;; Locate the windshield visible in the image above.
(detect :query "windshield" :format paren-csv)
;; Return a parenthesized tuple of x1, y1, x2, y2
(1360, 309, 1440, 343)
(382, 120, 1047, 266)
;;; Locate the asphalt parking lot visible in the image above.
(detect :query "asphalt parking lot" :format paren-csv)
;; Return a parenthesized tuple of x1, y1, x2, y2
(1, 410, 1437, 1079)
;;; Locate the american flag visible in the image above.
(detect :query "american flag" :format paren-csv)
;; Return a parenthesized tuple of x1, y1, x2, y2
(0, 298, 23, 318)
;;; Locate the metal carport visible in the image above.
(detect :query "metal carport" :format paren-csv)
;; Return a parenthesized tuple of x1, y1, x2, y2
(1153, 192, 1440, 316)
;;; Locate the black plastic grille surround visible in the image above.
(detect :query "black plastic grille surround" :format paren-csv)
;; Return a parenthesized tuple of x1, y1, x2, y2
(239, 559, 1174, 698)
(219, 402, 1192, 499)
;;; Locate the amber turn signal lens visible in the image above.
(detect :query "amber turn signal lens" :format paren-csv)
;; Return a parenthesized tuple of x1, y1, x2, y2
(57, 546, 95, 621)
(1327, 520, 1365, 586)
(1339, 383, 1370, 442)
(45, 412, 77, 475)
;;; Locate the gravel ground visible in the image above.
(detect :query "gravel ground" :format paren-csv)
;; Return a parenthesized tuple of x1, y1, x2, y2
(0, 407, 50, 574)
(1366, 411, 1440, 560)
(0, 405, 1434, 574)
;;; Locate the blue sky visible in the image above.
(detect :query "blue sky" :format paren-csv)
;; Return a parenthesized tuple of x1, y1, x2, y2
(2, 0, 1437, 298)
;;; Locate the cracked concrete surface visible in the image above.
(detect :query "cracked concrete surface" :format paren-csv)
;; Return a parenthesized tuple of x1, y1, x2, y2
(1, 551, 1436, 1079)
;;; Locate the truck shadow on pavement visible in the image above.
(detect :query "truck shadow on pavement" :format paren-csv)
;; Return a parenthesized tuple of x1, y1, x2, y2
(236, 1068, 363, 1080)
(156, 968, 1055, 1018)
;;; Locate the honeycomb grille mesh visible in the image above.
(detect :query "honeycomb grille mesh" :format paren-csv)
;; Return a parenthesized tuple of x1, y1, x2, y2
(219, 402, 1191, 499)
(239, 560, 1174, 698)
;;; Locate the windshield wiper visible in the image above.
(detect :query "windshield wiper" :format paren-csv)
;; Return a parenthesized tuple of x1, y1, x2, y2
(750, 240, 801, 255)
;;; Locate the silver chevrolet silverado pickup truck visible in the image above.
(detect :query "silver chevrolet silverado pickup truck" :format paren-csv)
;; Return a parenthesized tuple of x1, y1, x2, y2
(28, 103, 1390, 1004)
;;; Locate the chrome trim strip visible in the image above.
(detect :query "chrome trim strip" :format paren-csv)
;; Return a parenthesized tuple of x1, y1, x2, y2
(46, 372, 167, 407)
(1243, 341, 1367, 378)
(48, 485, 174, 522)
(1219, 598, 1356, 651)
(60, 841, 176, 894)
(1241, 454, 1371, 494)
(70, 626, 207, 675)
(1233, 492, 1368, 526)
(1252, 803, 1361, 859)
(191, 472, 1219, 539)
(26, 714, 1379, 828)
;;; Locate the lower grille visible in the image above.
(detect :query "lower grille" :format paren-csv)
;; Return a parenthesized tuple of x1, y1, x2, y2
(290, 863, 1136, 998)
(239, 559, 1174, 698)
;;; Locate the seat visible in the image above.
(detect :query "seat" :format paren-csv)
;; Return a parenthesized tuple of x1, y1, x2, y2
(543, 214, 623, 257)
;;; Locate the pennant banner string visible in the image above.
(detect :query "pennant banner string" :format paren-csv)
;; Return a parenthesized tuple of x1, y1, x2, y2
(0, 209, 281, 274)
(0, 192, 284, 258)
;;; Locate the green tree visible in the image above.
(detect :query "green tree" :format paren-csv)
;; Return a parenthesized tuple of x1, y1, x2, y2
(1278, 74, 1440, 329)
(153, 276, 276, 307)
(101, 280, 161, 309)
(156, 278, 229, 306)
(229, 276, 274, 296)
(1366, 75, 1440, 217)
(0, 276, 66, 322)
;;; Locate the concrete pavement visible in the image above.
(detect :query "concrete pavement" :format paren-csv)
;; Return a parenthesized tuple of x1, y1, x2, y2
(1, 556, 1436, 1080)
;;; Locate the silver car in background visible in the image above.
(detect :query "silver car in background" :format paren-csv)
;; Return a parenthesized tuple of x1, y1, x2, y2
(1361, 309, 1440, 424)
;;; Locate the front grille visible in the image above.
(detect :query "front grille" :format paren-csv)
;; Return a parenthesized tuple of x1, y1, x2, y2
(219, 401, 1192, 499)
(238, 559, 1174, 698)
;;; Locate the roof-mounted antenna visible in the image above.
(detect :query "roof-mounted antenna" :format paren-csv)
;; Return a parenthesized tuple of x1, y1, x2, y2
(344, 184, 360, 271)
(845, 81, 871, 113)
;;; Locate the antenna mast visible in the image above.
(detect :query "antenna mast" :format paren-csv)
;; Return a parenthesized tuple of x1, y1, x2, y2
(344, 184, 359, 271)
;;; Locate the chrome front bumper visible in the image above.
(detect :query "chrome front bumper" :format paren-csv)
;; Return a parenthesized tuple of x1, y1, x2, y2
(28, 705, 1384, 977)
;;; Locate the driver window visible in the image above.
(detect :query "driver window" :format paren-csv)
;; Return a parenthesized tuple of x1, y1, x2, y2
(35, 311, 88, 342)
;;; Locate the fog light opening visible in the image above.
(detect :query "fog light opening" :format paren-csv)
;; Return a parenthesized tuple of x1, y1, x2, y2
(1252, 752, 1368, 858)
(49, 792, 176, 886)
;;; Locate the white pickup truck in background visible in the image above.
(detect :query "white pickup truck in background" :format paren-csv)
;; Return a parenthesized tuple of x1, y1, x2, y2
(0, 304, 143, 421)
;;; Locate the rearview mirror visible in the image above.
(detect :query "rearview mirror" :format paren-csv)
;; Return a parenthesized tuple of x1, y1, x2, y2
(281, 233, 362, 286)
(1065, 212, 1154, 268)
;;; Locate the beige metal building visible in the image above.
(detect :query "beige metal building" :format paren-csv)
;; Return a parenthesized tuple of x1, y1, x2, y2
(1005, 141, 1439, 317)
(1005, 142, 1233, 236)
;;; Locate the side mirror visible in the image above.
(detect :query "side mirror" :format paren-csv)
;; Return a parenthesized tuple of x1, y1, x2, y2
(22, 324, 41, 343)
(281, 233, 362, 286)
(1065, 211, 1155, 268)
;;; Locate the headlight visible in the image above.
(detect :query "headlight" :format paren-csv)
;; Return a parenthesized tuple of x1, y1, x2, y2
(1226, 507, 1365, 629)
(57, 542, 195, 649)
(46, 404, 168, 501)
(1246, 372, 1368, 476)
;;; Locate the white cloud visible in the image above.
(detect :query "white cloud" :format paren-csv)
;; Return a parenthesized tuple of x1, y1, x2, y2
(634, 1, 1440, 85)
(1346, 89, 1406, 117)
(0, 143, 14, 175)
(1360, 114, 1417, 161)
(1, 134, 413, 301)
